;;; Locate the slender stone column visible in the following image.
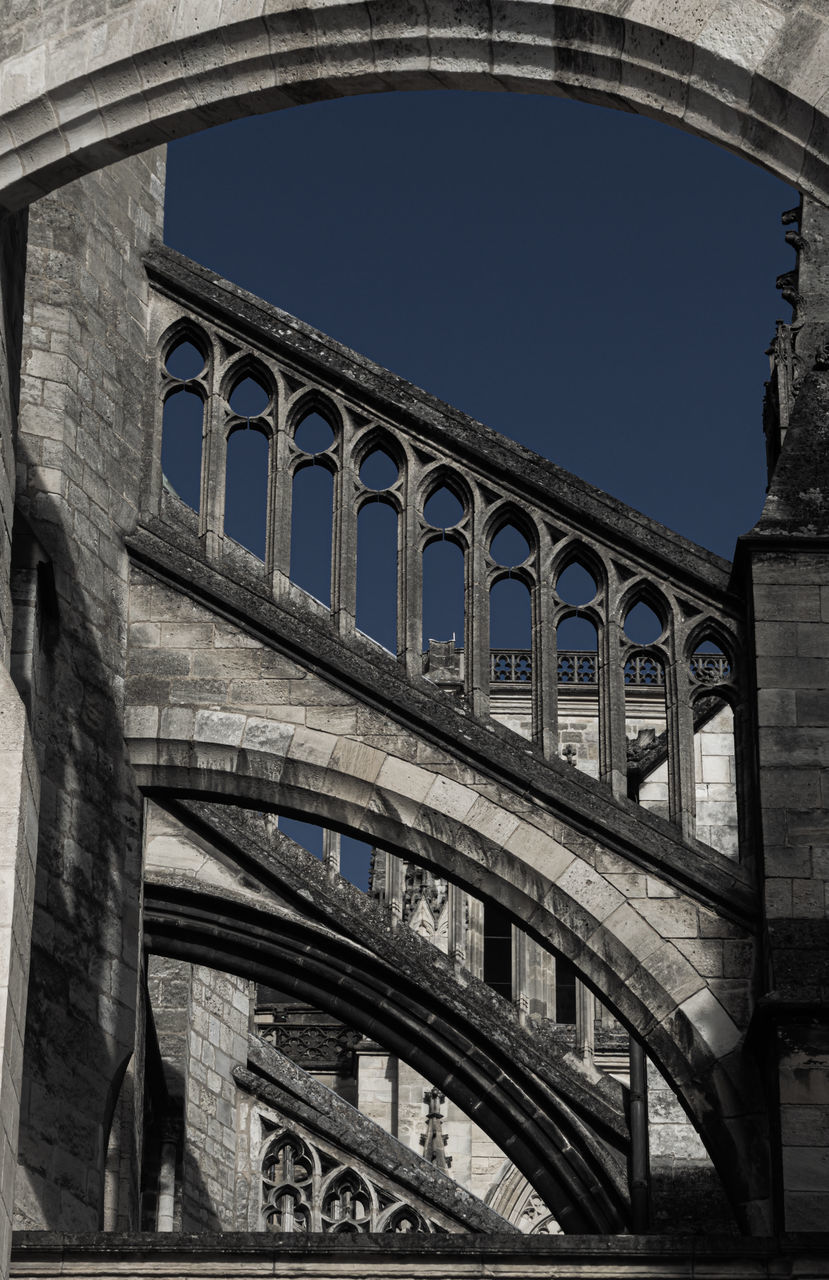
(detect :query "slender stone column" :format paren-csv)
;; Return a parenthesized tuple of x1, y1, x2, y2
(448, 883, 466, 967)
(511, 927, 529, 1026)
(386, 853, 404, 928)
(575, 980, 595, 1066)
(466, 897, 484, 980)
(156, 1136, 178, 1231)
(322, 828, 341, 881)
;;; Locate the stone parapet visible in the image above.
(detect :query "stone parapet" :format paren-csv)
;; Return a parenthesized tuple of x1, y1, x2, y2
(10, 1232, 829, 1279)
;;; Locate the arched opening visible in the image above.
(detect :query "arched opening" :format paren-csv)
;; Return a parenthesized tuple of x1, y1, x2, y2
(623, 601, 663, 646)
(556, 614, 599, 778)
(359, 448, 398, 492)
(625, 650, 669, 818)
(144, 878, 629, 1233)
(554, 955, 577, 1025)
(482, 900, 512, 1002)
(11, 30, 798, 1244)
(424, 486, 463, 531)
(290, 464, 334, 606)
(490, 524, 530, 570)
(356, 500, 397, 653)
(165, 340, 205, 381)
(295, 411, 335, 455)
(689, 640, 738, 859)
(161, 389, 203, 512)
(422, 540, 464, 656)
(490, 578, 531, 651)
(555, 562, 597, 608)
(224, 426, 269, 559)
(229, 375, 269, 418)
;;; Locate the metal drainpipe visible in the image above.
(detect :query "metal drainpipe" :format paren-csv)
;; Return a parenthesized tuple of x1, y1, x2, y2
(629, 1038, 651, 1232)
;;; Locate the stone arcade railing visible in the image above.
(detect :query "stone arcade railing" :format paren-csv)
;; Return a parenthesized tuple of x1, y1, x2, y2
(489, 650, 732, 686)
(144, 246, 746, 851)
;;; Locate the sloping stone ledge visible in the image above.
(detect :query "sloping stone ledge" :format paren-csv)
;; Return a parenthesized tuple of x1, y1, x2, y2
(11, 1232, 829, 1278)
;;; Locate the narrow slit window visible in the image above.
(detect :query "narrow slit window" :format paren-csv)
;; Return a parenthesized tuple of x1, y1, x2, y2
(625, 650, 668, 816)
(691, 641, 737, 858)
(490, 578, 531, 651)
(161, 389, 203, 512)
(422, 540, 464, 654)
(556, 615, 599, 778)
(490, 578, 532, 740)
(483, 901, 512, 1001)
(693, 696, 738, 858)
(224, 426, 269, 560)
(554, 955, 577, 1024)
(357, 501, 397, 653)
(290, 464, 333, 606)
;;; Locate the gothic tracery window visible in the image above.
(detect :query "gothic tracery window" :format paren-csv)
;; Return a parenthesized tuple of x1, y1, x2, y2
(262, 1134, 315, 1233)
(260, 1127, 436, 1234)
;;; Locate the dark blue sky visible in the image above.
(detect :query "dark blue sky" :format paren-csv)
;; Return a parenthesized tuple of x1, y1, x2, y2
(165, 89, 794, 562)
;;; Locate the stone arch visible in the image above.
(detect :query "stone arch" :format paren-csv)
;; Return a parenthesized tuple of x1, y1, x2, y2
(4, 0, 799, 1243)
(3, 2, 828, 214)
(127, 716, 769, 1230)
(143, 877, 629, 1232)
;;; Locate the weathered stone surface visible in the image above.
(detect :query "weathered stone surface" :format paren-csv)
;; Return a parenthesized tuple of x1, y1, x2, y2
(10, 1230, 829, 1278)
(0, 1, 829, 214)
(13, 149, 165, 1233)
(1, 11, 829, 1255)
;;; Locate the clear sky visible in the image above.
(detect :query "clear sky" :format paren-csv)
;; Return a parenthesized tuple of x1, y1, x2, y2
(164, 89, 794, 562)
(163, 89, 794, 887)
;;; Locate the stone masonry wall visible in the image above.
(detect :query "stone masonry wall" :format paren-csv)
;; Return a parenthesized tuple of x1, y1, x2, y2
(0, 211, 27, 666)
(356, 1054, 509, 1206)
(639, 705, 739, 858)
(181, 965, 250, 1231)
(0, 668, 39, 1276)
(12, 149, 165, 1229)
(147, 958, 251, 1231)
(750, 546, 829, 1231)
(647, 1057, 735, 1234)
(0, 206, 36, 1280)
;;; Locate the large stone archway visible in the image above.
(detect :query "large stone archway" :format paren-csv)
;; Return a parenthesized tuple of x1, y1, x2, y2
(2, 0, 829, 1268)
(129, 714, 766, 1229)
(143, 873, 630, 1233)
(0, 1, 828, 213)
